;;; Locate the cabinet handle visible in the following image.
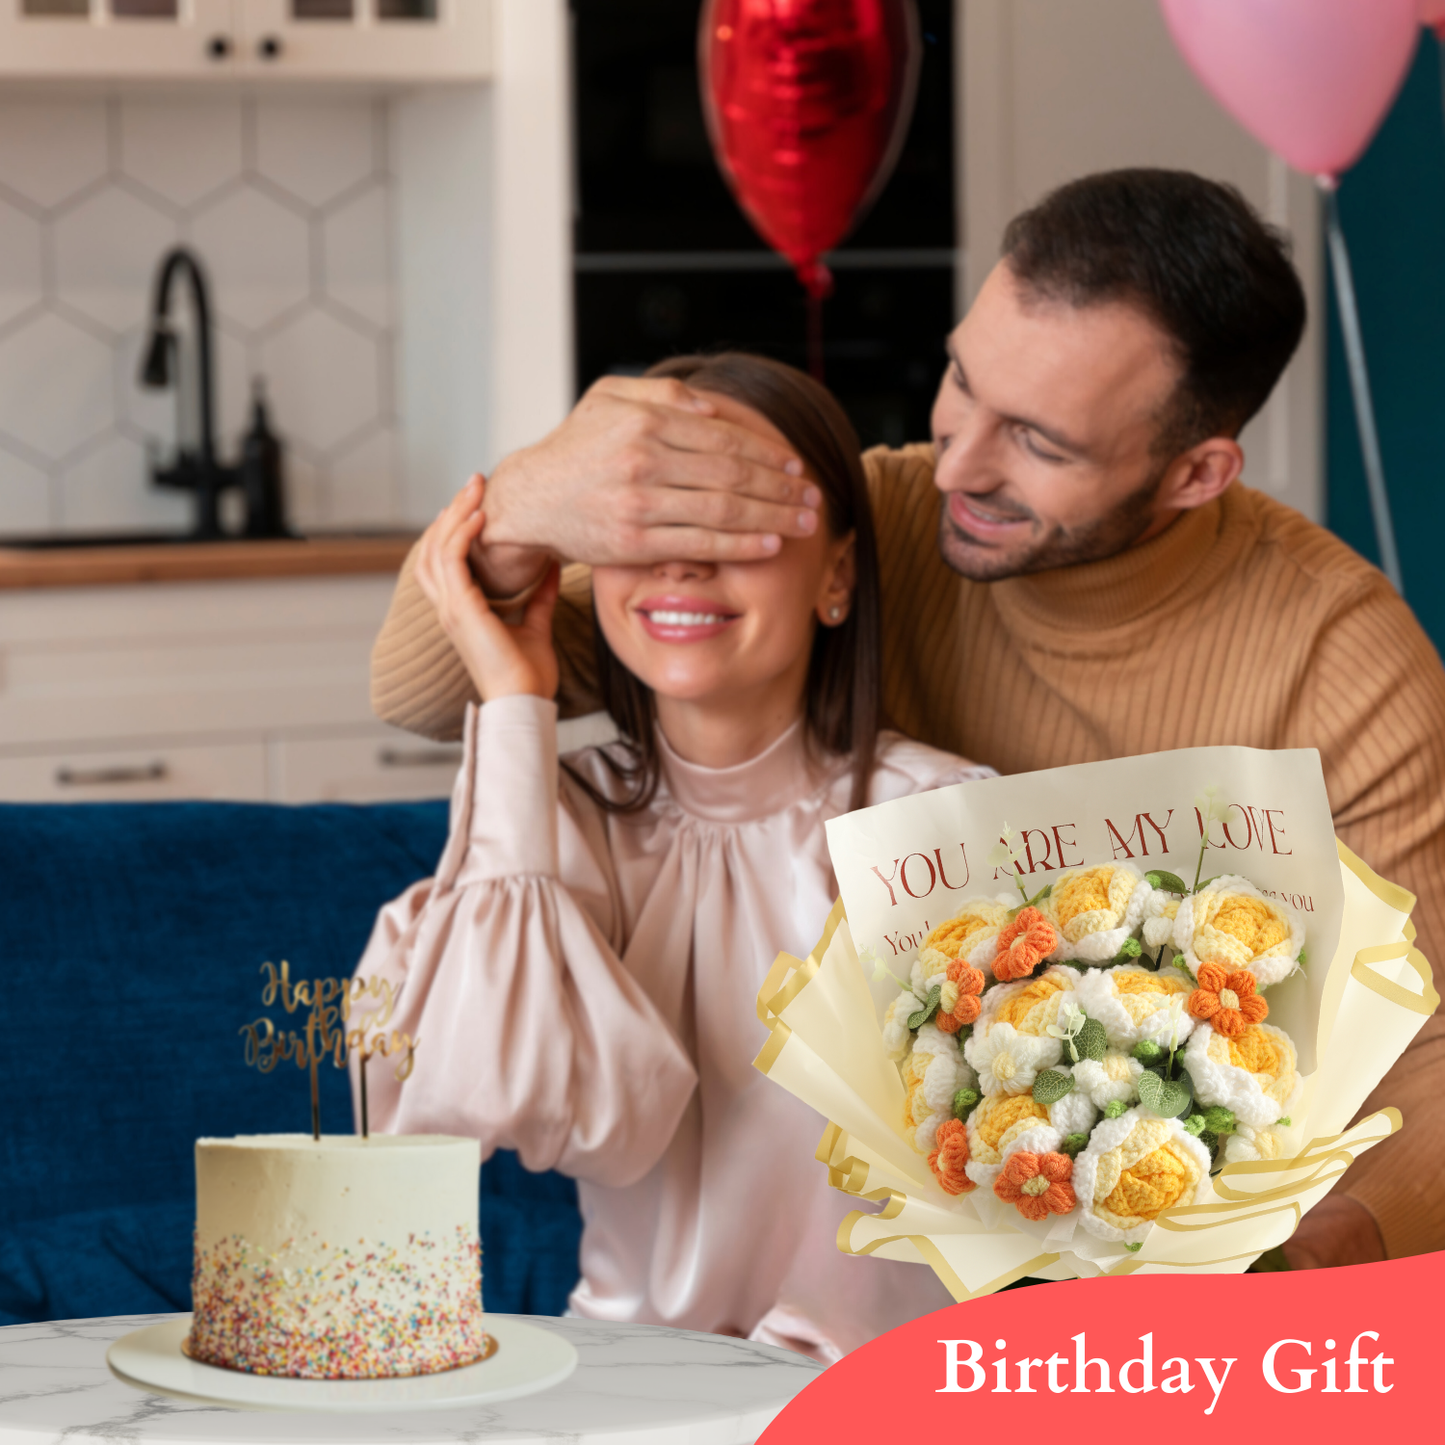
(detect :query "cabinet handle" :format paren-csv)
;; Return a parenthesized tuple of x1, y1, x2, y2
(55, 762, 169, 788)
(258, 35, 284, 60)
(378, 747, 463, 770)
(207, 34, 232, 60)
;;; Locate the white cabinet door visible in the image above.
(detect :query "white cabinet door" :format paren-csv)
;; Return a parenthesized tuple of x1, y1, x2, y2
(0, 0, 488, 79)
(269, 728, 462, 803)
(238, 0, 490, 80)
(0, 738, 267, 801)
(0, 1, 241, 79)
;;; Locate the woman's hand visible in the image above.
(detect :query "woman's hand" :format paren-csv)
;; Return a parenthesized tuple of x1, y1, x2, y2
(414, 476, 561, 702)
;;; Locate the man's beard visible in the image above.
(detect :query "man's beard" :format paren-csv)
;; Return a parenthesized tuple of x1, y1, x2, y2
(935, 466, 1168, 583)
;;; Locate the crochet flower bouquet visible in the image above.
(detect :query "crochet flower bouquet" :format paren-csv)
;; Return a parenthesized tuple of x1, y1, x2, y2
(755, 746, 1436, 1296)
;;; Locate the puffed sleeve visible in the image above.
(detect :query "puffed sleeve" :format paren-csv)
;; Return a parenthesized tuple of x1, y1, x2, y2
(352, 695, 698, 1188)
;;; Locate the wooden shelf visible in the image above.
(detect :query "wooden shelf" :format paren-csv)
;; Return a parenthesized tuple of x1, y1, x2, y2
(0, 533, 418, 590)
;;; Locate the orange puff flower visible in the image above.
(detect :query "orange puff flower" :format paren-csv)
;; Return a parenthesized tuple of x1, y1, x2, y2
(993, 1150, 1076, 1221)
(935, 959, 986, 1034)
(1188, 963, 1268, 1038)
(929, 1118, 975, 1195)
(993, 907, 1059, 981)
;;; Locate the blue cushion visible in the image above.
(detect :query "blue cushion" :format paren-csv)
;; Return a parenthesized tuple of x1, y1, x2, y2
(0, 801, 582, 1323)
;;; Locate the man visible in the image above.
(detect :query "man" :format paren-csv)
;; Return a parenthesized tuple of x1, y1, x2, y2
(372, 170, 1445, 1269)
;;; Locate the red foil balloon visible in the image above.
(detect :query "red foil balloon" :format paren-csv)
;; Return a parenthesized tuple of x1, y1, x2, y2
(701, 0, 922, 299)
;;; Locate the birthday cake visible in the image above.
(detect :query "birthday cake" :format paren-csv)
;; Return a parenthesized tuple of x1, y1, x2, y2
(184, 1134, 488, 1379)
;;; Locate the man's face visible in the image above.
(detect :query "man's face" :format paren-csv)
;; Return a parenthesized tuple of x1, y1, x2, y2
(930, 261, 1186, 581)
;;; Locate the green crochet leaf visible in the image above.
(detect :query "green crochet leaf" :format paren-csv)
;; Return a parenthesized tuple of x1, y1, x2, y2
(1131, 1039, 1163, 1063)
(1145, 870, 1189, 896)
(1076, 1017, 1108, 1062)
(1137, 1069, 1192, 1119)
(1184, 1114, 1206, 1136)
(1116, 938, 1143, 960)
(1031, 1069, 1074, 1106)
(1103, 1098, 1129, 1119)
(907, 984, 942, 1032)
(1125, 1242, 1143, 1253)
(1200, 1128, 1220, 1156)
(1201, 1105, 1236, 1135)
(1059, 1131, 1090, 1158)
(952, 1087, 981, 1120)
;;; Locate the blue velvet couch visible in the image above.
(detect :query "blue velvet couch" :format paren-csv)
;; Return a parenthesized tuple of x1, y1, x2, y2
(0, 800, 583, 1326)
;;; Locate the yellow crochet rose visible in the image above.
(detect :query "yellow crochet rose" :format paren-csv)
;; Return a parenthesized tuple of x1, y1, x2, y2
(1183, 1020, 1300, 1127)
(1072, 964, 1196, 1050)
(916, 896, 1014, 985)
(974, 965, 1078, 1038)
(965, 1091, 1052, 1167)
(1040, 864, 1150, 962)
(1172, 875, 1304, 988)
(1074, 1110, 1210, 1243)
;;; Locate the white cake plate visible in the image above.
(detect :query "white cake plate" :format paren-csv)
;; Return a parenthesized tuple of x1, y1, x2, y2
(106, 1315, 578, 1413)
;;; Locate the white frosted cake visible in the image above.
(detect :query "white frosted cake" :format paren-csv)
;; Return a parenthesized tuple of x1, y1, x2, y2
(185, 1134, 487, 1379)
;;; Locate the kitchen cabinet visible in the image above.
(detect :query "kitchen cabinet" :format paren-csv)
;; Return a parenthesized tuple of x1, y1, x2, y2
(0, 567, 617, 804)
(0, 0, 490, 82)
(0, 571, 448, 803)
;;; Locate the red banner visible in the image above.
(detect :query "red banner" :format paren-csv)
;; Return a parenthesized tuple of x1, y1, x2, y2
(761, 1254, 1439, 1440)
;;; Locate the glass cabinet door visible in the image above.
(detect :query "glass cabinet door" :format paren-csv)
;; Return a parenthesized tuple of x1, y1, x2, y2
(2, 0, 239, 76)
(239, 0, 487, 78)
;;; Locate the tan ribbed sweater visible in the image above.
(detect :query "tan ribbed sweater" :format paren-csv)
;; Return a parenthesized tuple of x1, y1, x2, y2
(371, 443, 1445, 1258)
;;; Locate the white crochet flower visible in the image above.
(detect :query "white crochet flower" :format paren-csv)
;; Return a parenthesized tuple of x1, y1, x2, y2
(913, 893, 1015, 989)
(1172, 875, 1305, 988)
(1141, 888, 1183, 949)
(1073, 1108, 1212, 1244)
(974, 965, 1079, 1040)
(963, 1090, 1054, 1188)
(966, 1021, 1058, 1095)
(1071, 965, 1197, 1051)
(1047, 1064, 1100, 1136)
(1040, 863, 1151, 963)
(1223, 1122, 1289, 1165)
(881, 988, 923, 1061)
(1072, 1049, 1145, 1108)
(1183, 1020, 1301, 1127)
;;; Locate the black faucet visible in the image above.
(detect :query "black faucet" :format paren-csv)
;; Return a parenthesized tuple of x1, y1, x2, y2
(139, 246, 290, 540)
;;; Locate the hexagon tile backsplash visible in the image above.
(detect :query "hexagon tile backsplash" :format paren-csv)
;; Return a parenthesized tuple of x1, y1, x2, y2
(0, 93, 401, 536)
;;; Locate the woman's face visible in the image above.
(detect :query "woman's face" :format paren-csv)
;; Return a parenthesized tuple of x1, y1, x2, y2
(591, 392, 855, 714)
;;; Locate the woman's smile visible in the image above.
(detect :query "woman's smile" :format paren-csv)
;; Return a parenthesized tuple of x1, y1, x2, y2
(634, 594, 742, 642)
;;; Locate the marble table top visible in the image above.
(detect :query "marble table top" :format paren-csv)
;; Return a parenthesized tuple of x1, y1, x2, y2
(0, 1314, 823, 1445)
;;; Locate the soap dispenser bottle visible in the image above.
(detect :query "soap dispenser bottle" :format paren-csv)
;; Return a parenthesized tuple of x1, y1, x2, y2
(240, 380, 291, 539)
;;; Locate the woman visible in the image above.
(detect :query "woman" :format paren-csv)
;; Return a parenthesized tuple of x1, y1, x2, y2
(355, 354, 991, 1360)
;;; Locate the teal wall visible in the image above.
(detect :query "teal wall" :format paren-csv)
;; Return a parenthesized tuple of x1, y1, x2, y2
(1328, 35, 1445, 654)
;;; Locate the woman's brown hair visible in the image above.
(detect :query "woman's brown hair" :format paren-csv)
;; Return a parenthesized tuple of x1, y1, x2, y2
(567, 351, 883, 814)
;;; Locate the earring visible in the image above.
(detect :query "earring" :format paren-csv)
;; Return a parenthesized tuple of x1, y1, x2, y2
(828, 606, 842, 621)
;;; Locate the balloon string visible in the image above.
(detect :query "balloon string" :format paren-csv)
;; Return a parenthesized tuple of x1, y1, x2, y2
(1321, 181, 1403, 595)
(807, 289, 825, 382)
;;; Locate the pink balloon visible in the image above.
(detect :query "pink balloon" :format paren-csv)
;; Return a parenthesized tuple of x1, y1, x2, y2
(1159, 0, 1420, 179)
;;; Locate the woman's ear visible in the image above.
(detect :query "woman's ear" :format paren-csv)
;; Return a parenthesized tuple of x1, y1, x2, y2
(816, 531, 856, 627)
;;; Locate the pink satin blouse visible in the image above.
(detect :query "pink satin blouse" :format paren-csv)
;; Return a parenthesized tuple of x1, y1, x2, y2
(354, 695, 991, 1360)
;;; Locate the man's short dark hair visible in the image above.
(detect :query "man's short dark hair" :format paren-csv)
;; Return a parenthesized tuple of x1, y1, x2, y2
(1001, 168, 1307, 455)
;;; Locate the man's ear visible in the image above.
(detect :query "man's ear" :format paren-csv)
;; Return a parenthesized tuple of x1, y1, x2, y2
(1157, 436, 1245, 513)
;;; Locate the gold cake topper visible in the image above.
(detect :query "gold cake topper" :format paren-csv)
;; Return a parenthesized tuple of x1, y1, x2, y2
(240, 962, 417, 1139)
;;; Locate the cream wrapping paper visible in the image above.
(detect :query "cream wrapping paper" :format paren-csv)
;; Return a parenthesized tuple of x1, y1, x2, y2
(754, 746, 1438, 1296)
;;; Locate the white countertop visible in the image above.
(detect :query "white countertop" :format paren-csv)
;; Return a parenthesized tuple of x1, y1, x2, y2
(0, 1313, 822, 1445)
